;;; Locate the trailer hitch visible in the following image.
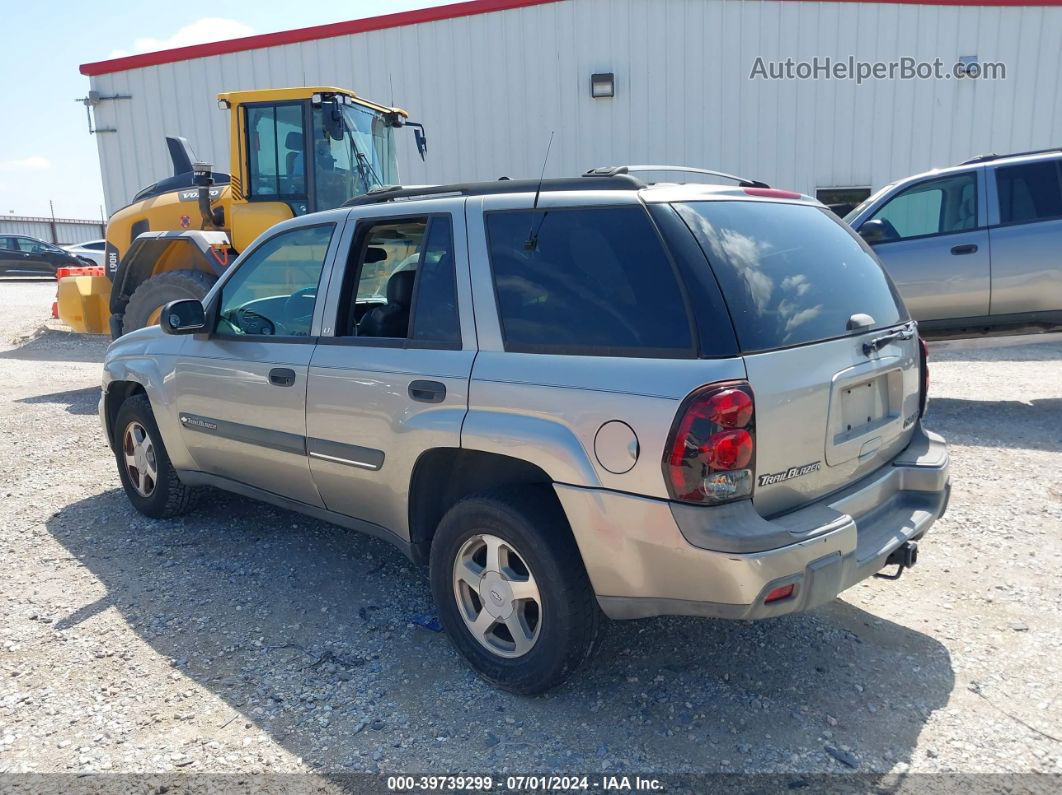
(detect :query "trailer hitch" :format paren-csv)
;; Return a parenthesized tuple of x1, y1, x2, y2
(874, 541, 918, 580)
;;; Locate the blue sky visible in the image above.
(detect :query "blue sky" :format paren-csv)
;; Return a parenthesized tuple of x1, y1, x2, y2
(0, 0, 451, 220)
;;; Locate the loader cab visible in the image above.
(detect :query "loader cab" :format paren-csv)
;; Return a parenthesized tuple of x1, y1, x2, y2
(222, 87, 406, 252)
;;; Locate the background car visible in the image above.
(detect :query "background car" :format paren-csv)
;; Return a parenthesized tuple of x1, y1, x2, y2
(62, 238, 106, 266)
(0, 235, 94, 276)
(845, 148, 1062, 339)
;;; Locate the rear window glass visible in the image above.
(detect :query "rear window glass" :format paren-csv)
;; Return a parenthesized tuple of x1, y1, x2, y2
(996, 161, 1062, 224)
(675, 201, 907, 352)
(485, 206, 693, 356)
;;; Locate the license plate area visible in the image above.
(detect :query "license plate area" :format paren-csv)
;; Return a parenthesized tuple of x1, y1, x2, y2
(826, 366, 904, 466)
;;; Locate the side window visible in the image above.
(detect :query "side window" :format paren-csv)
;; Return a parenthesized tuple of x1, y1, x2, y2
(485, 206, 693, 356)
(995, 161, 1062, 225)
(247, 103, 306, 199)
(868, 173, 978, 241)
(410, 218, 461, 344)
(17, 238, 43, 253)
(338, 216, 460, 345)
(0, 237, 14, 251)
(217, 224, 334, 338)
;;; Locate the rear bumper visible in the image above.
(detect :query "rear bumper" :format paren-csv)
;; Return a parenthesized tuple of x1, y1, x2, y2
(555, 424, 949, 621)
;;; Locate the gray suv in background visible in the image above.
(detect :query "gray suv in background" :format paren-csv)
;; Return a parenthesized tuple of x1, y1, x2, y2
(846, 149, 1062, 338)
(100, 168, 950, 693)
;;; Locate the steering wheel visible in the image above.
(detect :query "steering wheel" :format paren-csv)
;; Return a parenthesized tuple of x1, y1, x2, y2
(234, 307, 275, 336)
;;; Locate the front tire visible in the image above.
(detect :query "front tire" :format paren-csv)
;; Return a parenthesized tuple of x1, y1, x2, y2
(430, 488, 602, 694)
(122, 269, 217, 335)
(113, 394, 196, 518)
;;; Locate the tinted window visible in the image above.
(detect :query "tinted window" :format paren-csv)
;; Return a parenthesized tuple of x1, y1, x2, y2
(485, 206, 692, 356)
(217, 224, 333, 338)
(996, 161, 1062, 224)
(0, 238, 14, 251)
(411, 218, 461, 344)
(339, 215, 459, 345)
(247, 103, 306, 199)
(868, 173, 977, 240)
(676, 201, 907, 352)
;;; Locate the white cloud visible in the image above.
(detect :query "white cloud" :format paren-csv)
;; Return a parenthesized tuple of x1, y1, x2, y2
(0, 156, 51, 171)
(108, 17, 254, 58)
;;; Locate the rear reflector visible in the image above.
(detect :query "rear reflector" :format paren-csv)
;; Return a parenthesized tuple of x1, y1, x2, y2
(743, 187, 802, 200)
(764, 584, 795, 604)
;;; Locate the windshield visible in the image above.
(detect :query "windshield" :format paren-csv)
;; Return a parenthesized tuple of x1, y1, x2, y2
(675, 201, 907, 352)
(843, 182, 895, 223)
(310, 103, 398, 209)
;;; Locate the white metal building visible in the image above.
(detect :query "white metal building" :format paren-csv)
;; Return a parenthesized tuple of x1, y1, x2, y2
(0, 215, 105, 245)
(81, 0, 1062, 214)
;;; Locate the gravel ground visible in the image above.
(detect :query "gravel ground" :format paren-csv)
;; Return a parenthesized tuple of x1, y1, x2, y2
(0, 278, 1059, 778)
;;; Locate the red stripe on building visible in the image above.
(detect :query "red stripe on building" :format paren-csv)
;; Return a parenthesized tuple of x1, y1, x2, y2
(80, 0, 1062, 77)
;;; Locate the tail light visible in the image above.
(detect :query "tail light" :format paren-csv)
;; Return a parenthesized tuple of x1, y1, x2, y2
(918, 336, 930, 417)
(664, 381, 755, 505)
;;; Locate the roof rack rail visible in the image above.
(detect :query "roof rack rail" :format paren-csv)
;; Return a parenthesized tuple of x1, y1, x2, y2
(959, 147, 1062, 165)
(584, 164, 769, 189)
(343, 174, 645, 207)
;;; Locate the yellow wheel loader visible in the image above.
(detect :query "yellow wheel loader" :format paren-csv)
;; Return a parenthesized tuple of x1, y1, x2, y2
(58, 87, 427, 337)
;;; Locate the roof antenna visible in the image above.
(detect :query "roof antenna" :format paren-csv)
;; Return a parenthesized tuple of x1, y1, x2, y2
(524, 130, 554, 251)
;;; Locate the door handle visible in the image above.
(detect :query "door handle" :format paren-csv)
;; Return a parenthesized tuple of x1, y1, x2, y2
(268, 367, 296, 387)
(951, 244, 978, 255)
(408, 379, 446, 403)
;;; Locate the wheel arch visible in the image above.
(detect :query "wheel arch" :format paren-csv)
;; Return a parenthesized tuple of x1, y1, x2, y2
(103, 380, 147, 451)
(110, 231, 232, 314)
(407, 448, 561, 565)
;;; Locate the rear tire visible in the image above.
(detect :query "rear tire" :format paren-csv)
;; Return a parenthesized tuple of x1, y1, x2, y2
(429, 487, 602, 694)
(113, 394, 196, 518)
(122, 269, 216, 335)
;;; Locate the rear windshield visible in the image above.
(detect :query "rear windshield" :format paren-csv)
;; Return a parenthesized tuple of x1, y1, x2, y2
(675, 201, 907, 352)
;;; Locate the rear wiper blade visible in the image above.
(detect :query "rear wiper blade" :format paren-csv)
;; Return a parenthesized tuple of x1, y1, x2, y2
(863, 327, 914, 356)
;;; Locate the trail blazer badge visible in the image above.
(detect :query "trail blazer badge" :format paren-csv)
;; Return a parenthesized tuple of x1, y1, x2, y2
(758, 461, 821, 487)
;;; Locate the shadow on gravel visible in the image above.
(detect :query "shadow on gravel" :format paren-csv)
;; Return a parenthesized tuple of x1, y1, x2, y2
(927, 397, 1062, 452)
(0, 327, 108, 363)
(17, 385, 99, 415)
(45, 488, 954, 774)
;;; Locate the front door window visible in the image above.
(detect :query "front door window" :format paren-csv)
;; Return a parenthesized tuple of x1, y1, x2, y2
(216, 224, 334, 338)
(867, 173, 978, 242)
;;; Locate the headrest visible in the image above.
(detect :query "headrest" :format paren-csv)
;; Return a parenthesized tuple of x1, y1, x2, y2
(364, 246, 387, 264)
(386, 269, 416, 306)
(285, 131, 304, 150)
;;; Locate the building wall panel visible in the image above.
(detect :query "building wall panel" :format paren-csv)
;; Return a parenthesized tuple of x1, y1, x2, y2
(89, 0, 1062, 213)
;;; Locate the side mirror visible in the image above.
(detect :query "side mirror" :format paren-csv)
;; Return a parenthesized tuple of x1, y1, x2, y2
(858, 219, 890, 245)
(160, 299, 206, 335)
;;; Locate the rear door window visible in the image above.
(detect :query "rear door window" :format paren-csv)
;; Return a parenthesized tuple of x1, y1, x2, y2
(484, 206, 693, 356)
(995, 160, 1062, 225)
(675, 201, 907, 352)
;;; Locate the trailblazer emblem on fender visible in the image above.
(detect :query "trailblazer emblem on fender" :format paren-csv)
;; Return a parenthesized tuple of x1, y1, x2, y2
(758, 461, 821, 487)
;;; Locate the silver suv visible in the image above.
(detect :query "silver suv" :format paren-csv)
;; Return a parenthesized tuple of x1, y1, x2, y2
(100, 168, 951, 693)
(845, 148, 1062, 338)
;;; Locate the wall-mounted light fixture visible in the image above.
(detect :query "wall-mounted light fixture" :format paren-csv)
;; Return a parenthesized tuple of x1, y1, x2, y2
(590, 72, 615, 99)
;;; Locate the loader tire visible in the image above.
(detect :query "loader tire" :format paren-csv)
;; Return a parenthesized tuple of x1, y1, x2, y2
(122, 270, 217, 336)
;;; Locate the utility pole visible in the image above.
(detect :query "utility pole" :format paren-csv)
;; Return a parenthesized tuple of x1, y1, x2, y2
(48, 200, 58, 244)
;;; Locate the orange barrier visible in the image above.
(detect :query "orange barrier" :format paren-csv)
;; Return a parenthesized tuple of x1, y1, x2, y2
(55, 267, 110, 334)
(56, 266, 105, 280)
